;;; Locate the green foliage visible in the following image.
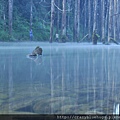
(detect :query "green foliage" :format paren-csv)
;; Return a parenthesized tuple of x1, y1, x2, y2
(32, 22, 50, 41)
(67, 28, 73, 42)
(60, 35, 68, 42)
(0, 0, 51, 41)
(96, 34, 100, 38)
(13, 18, 29, 41)
(0, 31, 9, 41)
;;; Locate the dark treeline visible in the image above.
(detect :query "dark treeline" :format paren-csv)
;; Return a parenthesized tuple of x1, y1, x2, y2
(0, 0, 120, 42)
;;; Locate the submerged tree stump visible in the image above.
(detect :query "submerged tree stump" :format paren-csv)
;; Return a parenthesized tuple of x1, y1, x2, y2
(92, 30, 100, 45)
(29, 46, 42, 56)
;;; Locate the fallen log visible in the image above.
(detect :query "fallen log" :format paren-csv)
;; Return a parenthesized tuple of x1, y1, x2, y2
(79, 34, 89, 42)
(110, 38, 119, 45)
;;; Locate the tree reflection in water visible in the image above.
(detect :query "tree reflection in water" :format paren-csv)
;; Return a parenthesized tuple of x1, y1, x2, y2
(0, 43, 119, 114)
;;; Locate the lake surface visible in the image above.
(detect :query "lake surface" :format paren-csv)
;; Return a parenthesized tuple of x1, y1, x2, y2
(0, 42, 120, 114)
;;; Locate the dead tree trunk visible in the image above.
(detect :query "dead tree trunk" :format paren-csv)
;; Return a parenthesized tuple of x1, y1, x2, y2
(8, 0, 13, 36)
(56, 0, 60, 34)
(73, 0, 77, 42)
(66, 0, 71, 37)
(101, 0, 105, 43)
(2, 0, 7, 31)
(88, 0, 91, 41)
(49, 0, 55, 43)
(93, 0, 97, 32)
(61, 0, 66, 42)
(108, 0, 112, 42)
(113, 0, 118, 40)
(117, 0, 120, 41)
(76, 0, 80, 42)
(105, 0, 109, 41)
(30, 0, 33, 29)
(84, 0, 87, 36)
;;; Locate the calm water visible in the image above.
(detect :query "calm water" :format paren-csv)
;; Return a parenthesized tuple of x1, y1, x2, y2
(0, 42, 120, 114)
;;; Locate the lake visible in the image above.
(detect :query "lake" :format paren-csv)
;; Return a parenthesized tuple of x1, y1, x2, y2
(0, 42, 120, 114)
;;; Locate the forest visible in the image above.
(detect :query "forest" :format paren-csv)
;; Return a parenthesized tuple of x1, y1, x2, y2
(0, 0, 120, 43)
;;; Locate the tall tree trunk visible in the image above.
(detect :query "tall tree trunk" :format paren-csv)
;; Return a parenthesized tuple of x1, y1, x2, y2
(3, 0, 6, 31)
(56, 0, 60, 34)
(73, 0, 80, 42)
(49, 0, 55, 43)
(30, 0, 33, 29)
(8, 0, 13, 36)
(84, 0, 87, 36)
(93, 0, 97, 32)
(66, 0, 71, 36)
(108, 0, 112, 42)
(61, 0, 66, 42)
(101, 0, 105, 42)
(117, 0, 120, 41)
(113, 0, 117, 40)
(3, 10, 6, 31)
(105, 0, 109, 39)
(73, 0, 77, 42)
(76, 0, 80, 42)
(88, 0, 91, 41)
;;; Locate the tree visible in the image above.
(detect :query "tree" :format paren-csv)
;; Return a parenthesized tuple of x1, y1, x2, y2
(56, 0, 60, 34)
(104, 0, 109, 41)
(73, 0, 80, 42)
(76, 0, 80, 42)
(101, 0, 105, 42)
(1, 0, 7, 31)
(73, 0, 77, 42)
(83, 0, 87, 36)
(66, 0, 72, 39)
(93, 0, 97, 32)
(0, 0, 120, 42)
(30, 0, 33, 29)
(8, 0, 13, 36)
(61, 0, 67, 42)
(88, 0, 91, 41)
(113, 0, 118, 40)
(108, 0, 112, 42)
(49, 0, 55, 43)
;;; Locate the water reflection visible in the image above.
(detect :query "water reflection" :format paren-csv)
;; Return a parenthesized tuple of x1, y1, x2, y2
(0, 43, 120, 114)
(27, 55, 42, 65)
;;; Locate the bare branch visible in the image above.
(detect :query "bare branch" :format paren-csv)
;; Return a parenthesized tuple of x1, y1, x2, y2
(54, 2, 72, 12)
(111, 13, 120, 17)
(54, 2, 63, 12)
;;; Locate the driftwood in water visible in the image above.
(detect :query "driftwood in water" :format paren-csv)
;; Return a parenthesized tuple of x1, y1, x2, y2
(92, 29, 101, 45)
(103, 38, 119, 45)
(110, 38, 119, 45)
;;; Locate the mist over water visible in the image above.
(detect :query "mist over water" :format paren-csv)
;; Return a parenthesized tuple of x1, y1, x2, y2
(0, 42, 120, 114)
